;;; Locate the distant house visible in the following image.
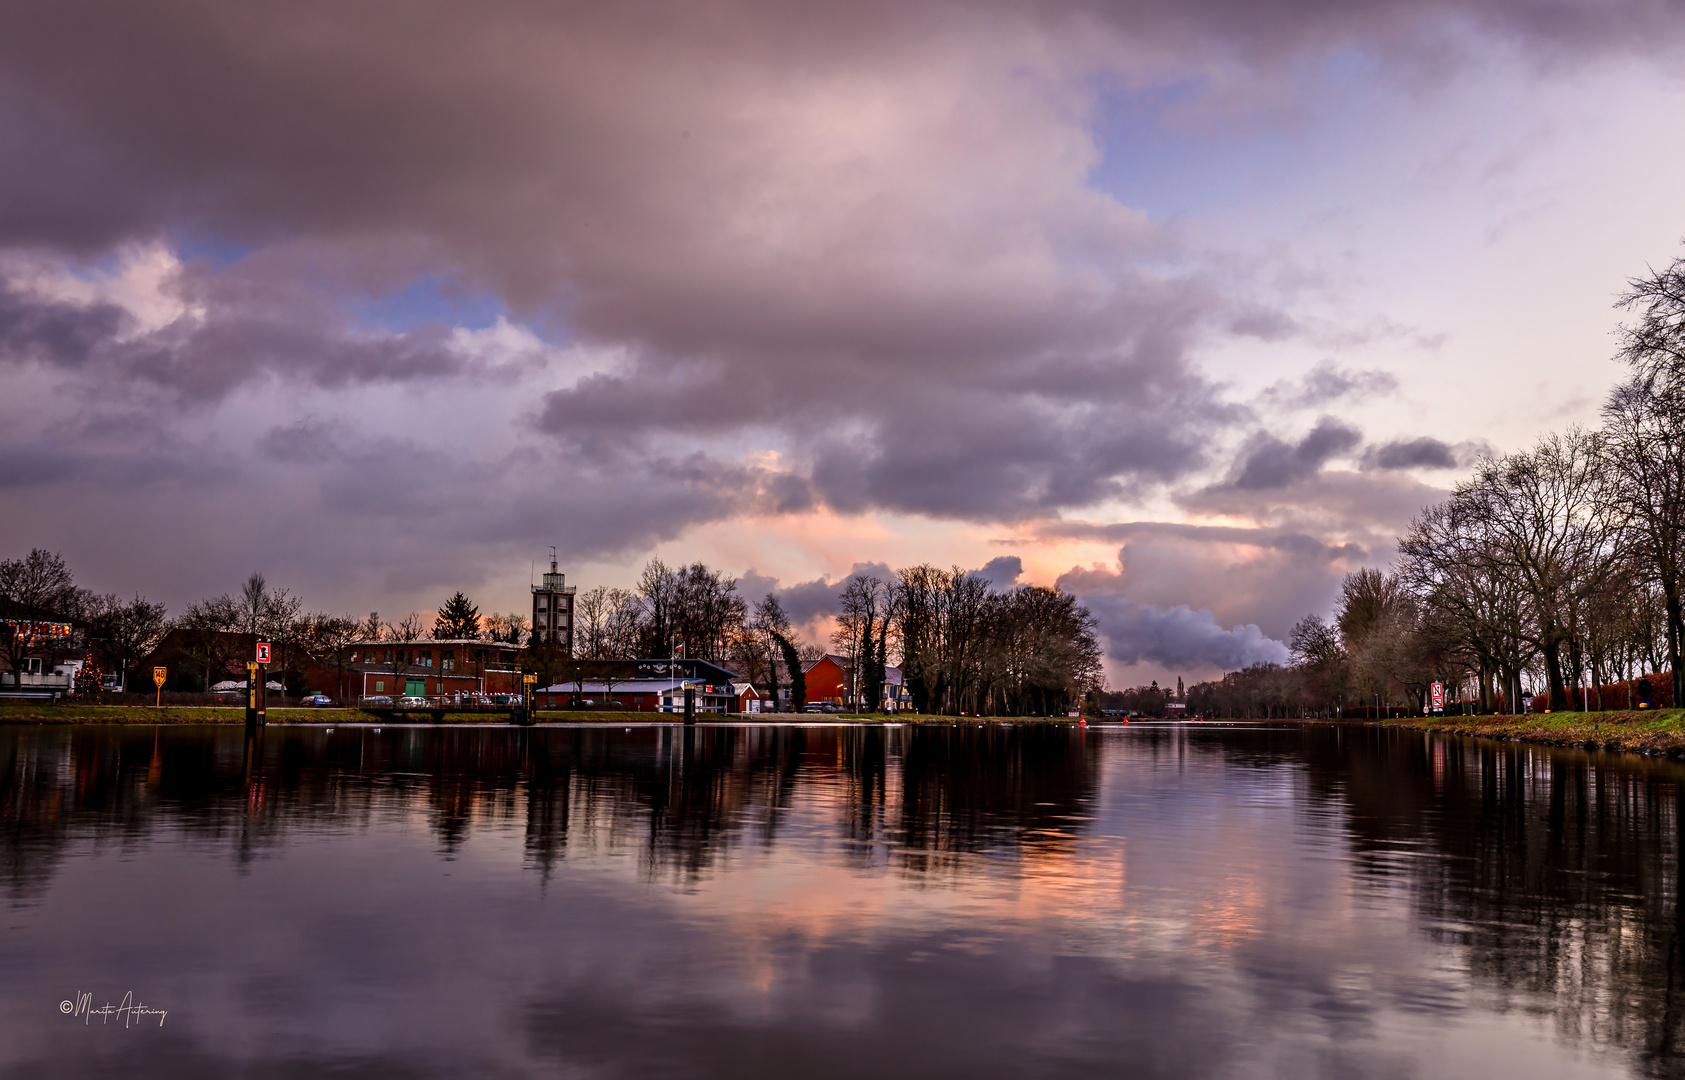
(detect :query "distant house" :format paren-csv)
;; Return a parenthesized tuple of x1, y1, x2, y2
(799, 654, 907, 712)
(0, 599, 89, 695)
(803, 655, 848, 705)
(580, 657, 741, 685)
(536, 676, 748, 713)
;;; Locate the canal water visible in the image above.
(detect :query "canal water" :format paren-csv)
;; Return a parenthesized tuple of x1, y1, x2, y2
(2, 722, 1682, 1079)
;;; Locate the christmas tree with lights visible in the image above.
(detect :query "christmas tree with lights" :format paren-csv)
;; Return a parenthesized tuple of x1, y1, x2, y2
(72, 648, 104, 703)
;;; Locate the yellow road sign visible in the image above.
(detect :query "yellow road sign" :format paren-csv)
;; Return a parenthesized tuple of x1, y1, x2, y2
(152, 667, 166, 688)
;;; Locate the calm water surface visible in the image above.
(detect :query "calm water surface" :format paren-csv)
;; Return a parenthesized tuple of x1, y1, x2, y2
(3, 721, 1683, 1079)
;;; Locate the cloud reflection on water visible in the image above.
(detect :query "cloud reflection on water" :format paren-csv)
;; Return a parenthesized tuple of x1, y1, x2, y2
(0, 723, 1675, 1078)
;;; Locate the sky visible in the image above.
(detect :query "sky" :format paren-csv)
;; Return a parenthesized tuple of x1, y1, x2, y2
(4, 0, 1685, 688)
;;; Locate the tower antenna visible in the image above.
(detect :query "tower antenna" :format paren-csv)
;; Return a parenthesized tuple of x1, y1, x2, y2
(550, 545, 558, 573)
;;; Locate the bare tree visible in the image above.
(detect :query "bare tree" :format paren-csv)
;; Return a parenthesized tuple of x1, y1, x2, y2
(484, 612, 530, 645)
(753, 594, 791, 710)
(383, 613, 428, 697)
(178, 594, 243, 691)
(262, 589, 304, 697)
(237, 572, 269, 639)
(833, 575, 882, 709)
(84, 593, 168, 693)
(1464, 431, 1618, 709)
(1601, 378, 1685, 705)
(306, 614, 360, 702)
(574, 586, 612, 659)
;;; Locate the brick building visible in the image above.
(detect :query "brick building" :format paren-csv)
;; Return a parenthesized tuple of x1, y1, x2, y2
(343, 638, 523, 701)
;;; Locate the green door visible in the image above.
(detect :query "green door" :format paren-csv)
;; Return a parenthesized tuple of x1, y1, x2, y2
(406, 678, 426, 697)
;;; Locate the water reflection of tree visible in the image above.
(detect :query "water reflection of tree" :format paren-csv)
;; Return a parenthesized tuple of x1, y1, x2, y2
(1301, 726, 1685, 1079)
(0, 723, 1100, 900)
(896, 725, 1097, 877)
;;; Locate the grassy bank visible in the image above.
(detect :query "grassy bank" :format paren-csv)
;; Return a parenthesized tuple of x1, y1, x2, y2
(0, 704, 1079, 726)
(1388, 709, 1685, 756)
(0, 704, 346, 724)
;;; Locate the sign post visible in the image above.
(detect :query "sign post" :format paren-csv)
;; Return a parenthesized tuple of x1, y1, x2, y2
(513, 673, 537, 725)
(246, 661, 266, 730)
(1430, 681, 1445, 714)
(253, 642, 272, 721)
(152, 666, 166, 709)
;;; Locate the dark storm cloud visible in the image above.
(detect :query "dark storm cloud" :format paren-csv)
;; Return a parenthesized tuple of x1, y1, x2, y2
(807, 404, 1211, 522)
(2, 0, 1681, 608)
(972, 556, 1024, 590)
(0, 435, 231, 490)
(1091, 597, 1290, 670)
(0, 406, 236, 491)
(1226, 416, 1362, 491)
(1362, 435, 1490, 470)
(0, 281, 129, 367)
(0, 258, 536, 401)
(1056, 562, 1290, 670)
(253, 420, 816, 575)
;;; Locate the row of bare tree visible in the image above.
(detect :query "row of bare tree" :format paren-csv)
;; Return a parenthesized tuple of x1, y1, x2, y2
(1193, 253, 1685, 717)
(562, 561, 1103, 716)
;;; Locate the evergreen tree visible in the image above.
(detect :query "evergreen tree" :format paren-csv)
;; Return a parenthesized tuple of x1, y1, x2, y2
(864, 622, 888, 711)
(772, 631, 805, 711)
(434, 592, 482, 640)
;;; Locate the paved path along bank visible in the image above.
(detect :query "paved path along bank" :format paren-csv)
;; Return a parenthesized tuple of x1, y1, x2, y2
(1381, 709, 1685, 757)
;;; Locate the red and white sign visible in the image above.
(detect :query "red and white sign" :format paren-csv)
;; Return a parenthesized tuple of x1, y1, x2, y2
(1430, 681, 1445, 709)
(256, 641, 271, 664)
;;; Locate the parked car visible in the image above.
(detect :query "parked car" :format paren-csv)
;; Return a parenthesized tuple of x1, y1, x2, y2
(396, 695, 428, 707)
(361, 695, 392, 706)
(300, 694, 334, 707)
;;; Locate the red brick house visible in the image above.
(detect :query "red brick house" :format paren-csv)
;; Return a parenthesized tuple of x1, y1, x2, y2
(340, 638, 523, 701)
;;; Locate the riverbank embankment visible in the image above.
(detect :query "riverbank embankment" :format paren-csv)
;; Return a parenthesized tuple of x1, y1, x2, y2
(1383, 709, 1685, 756)
(0, 704, 1073, 725)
